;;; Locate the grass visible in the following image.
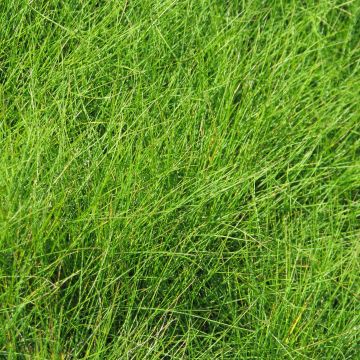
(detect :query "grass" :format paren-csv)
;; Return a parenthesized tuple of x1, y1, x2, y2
(0, 0, 359, 358)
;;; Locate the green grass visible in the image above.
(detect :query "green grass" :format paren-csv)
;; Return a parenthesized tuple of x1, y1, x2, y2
(0, 0, 359, 358)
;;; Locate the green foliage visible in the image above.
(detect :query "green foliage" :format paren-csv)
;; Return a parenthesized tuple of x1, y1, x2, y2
(0, 0, 359, 358)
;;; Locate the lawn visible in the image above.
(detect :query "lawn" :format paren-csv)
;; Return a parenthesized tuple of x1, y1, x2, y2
(0, 0, 359, 359)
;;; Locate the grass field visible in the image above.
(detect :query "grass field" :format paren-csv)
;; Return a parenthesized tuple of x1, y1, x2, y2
(1, 1, 359, 359)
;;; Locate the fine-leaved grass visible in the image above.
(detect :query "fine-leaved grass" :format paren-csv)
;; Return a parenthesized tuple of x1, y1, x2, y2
(0, 1, 359, 359)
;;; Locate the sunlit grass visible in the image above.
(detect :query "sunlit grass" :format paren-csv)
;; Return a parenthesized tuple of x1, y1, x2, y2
(0, 0, 359, 358)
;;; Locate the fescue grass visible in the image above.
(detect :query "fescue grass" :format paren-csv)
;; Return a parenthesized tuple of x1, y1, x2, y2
(0, 0, 359, 358)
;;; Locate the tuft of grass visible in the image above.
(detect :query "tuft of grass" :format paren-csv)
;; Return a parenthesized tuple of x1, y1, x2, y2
(0, 1, 359, 358)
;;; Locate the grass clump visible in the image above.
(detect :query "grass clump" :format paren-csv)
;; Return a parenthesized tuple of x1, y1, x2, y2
(0, 0, 359, 359)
